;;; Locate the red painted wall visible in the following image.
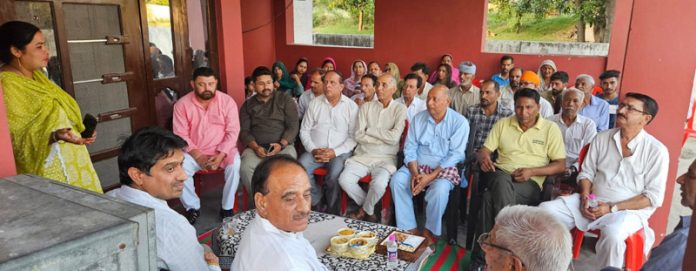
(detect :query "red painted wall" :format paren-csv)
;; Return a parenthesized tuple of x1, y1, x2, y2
(617, 1, 696, 268)
(215, 0, 246, 102)
(0, 84, 16, 177)
(267, 0, 610, 87)
(240, 0, 276, 75)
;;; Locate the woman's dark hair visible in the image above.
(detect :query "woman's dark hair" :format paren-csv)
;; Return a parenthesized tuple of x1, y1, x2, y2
(436, 63, 454, 88)
(625, 92, 659, 124)
(118, 127, 188, 186)
(252, 155, 305, 196)
(0, 21, 41, 64)
(295, 57, 309, 69)
(514, 88, 541, 104)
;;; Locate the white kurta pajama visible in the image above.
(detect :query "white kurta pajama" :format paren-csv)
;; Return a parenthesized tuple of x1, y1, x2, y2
(232, 214, 328, 271)
(338, 100, 407, 215)
(540, 128, 669, 268)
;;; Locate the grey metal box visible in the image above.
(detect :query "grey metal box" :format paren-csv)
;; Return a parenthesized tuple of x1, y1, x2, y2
(0, 174, 157, 271)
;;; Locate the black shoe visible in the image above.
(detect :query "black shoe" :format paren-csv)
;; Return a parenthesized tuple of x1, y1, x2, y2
(219, 208, 234, 219)
(185, 209, 200, 224)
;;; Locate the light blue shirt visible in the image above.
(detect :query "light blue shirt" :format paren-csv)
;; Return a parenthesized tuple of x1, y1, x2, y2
(404, 108, 469, 169)
(579, 95, 610, 132)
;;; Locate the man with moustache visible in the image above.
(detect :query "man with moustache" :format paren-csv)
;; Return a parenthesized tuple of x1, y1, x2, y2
(239, 66, 300, 200)
(545, 88, 597, 200)
(339, 74, 407, 222)
(464, 80, 514, 154)
(299, 70, 358, 214)
(173, 67, 241, 223)
(519, 71, 554, 118)
(391, 85, 469, 246)
(499, 67, 522, 112)
(351, 74, 378, 107)
(109, 127, 220, 271)
(449, 61, 480, 115)
(470, 88, 566, 270)
(490, 55, 514, 87)
(298, 69, 325, 120)
(541, 71, 569, 113)
(540, 93, 668, 268)
(395, 73, 427, 123)
(232, 155, 328, 270)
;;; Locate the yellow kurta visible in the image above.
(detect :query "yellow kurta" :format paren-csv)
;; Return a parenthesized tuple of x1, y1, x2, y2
(1, 70, 102, 193)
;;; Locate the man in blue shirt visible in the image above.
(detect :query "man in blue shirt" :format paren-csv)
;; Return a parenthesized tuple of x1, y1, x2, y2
(640, 158, 695, 270)
(490, 55, 514, 88)
(576, 74, 610, 131)
(390, 85, 469, 246)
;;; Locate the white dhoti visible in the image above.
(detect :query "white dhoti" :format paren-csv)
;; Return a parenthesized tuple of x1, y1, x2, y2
(539, 193, 654, 268)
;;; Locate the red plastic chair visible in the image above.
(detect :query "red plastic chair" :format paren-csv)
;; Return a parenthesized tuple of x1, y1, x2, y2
(571, 227, 645, 270)
(193, 169, 248, 213)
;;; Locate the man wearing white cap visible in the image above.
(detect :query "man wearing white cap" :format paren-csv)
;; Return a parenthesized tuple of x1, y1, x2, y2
(448, 61, 480, 115)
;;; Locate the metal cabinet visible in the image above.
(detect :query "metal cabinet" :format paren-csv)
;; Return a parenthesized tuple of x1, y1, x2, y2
(0, 175, 157, 271)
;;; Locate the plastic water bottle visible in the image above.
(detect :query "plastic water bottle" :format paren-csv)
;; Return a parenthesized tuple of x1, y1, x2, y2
(588, 193, 599, 208)
(386, 234, 398, 268)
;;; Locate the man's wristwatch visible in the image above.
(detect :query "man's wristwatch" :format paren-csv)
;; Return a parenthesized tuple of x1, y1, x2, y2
(610, 204, 619, 213)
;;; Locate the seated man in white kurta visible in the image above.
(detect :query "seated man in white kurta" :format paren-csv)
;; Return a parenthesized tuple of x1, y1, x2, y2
(540, 92, 669, 268)
(233, 155, 327, 270)
(338, 73, 407, 222)
(109, 127, 220, 271)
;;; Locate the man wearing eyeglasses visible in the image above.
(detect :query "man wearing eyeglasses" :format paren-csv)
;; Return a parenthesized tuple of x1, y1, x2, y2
(540, 93, 669, 269)
(477, 205, 572, 271)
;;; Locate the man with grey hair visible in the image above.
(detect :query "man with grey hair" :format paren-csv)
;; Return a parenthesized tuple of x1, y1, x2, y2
(339, 74, 407, 222)
(545, 88, 597, 200)
(299, 70, 358, 214)
(478, 205, 572, 271)
(575, 74, 609, 131)
(449, 61, 480, 115)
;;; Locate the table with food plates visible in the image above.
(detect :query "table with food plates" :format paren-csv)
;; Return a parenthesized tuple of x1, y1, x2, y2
(213, 210, 431, 270)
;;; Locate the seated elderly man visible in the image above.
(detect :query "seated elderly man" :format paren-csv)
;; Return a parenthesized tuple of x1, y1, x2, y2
(338, 74, 407, 222)
(519, 71, 554, 118)
(448, 61, 480, 116)
(300, 70, 358, 214)
(544, 88, 597, 200)
(470, 88, 566, 269)
(576, 74, 610, 132)
(108, 127, 220, 271)
(232, 155, 328, 270)
(479, 205, 572, 271)
(390, 85, 469, 245)
(540, 93, 668, 268)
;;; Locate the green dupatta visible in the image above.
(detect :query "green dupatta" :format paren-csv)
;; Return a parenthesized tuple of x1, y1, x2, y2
(0, 70, 85, 175)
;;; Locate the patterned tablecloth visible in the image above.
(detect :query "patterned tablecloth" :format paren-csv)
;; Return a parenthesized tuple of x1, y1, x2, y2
(213, 210, 427, 270)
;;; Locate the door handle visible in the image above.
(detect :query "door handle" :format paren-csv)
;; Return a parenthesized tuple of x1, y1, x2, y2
(102, 72, 134, 84)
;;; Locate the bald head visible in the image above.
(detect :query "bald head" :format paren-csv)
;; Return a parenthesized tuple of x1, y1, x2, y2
(426, 85, 450, 118)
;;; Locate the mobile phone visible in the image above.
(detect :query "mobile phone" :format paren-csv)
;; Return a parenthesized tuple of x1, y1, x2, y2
(81, 114, 98, 138)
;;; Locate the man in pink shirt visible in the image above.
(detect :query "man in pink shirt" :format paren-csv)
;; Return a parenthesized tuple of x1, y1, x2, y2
(173, 67, 241, 224)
